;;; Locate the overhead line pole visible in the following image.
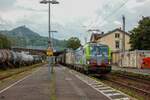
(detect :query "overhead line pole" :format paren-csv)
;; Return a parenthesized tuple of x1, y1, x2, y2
(122, 15, 125, 52)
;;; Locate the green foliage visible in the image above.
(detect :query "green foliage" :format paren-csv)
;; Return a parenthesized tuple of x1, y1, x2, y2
(0, 34, 11, 49)
(0, 26, 67, 50)
(130, 17, 150, 50)
(67, 37, 81, 50)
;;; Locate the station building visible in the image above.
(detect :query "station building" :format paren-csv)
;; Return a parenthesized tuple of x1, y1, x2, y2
(90, 28, 131, 52)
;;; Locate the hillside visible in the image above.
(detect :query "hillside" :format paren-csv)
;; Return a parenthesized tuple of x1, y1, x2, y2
(0, 26, 67, 50)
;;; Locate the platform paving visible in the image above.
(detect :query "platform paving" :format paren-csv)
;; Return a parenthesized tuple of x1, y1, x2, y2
(55, 66, 109, 100)
(0, 65, 50, 100)
(0, 64, 114, 100)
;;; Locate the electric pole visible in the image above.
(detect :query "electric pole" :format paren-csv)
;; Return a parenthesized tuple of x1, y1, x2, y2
(122, 15, 125, 52)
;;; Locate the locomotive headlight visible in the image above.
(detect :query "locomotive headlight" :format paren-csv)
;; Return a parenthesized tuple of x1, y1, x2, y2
(108, 61, 111, 64)
(87, 61, 90, 64)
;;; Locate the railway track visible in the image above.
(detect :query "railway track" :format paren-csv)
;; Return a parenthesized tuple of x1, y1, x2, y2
(106, 78, 150, 96)
(111, 73, 150, 85)
(100, 73, 150, 100)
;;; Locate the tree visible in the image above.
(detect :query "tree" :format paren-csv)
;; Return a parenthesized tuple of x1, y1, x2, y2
(67, 37, 81, 50)
(130, 17, 150, 50)
(0, 34, 11, 49)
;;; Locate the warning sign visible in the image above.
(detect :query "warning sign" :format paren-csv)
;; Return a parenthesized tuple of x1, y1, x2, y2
(47, 48, 53, 56)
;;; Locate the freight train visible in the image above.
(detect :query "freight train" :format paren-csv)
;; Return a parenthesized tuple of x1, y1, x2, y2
(57, 42, 112, 75)
(0, 49, 43, 69)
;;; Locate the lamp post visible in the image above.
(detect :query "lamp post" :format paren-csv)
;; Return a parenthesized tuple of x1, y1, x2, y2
(40, 0, 59, 48)
(40, 0, 59, 78)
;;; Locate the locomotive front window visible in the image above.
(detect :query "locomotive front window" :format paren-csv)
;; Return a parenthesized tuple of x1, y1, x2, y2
(100, 47, 108, 56)
(91, 46, 98, 55)
(91, 46, 108, 56)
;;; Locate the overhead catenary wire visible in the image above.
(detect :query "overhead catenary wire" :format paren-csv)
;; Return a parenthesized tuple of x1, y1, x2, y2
(88, 0, 112, 28)
(89, 0, 129, 29)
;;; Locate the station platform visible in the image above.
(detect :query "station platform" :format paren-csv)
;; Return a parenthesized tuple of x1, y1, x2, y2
(0, 64, 132, 100)
(55, 65, 109, 100)
(0, 65, 50, 100)
(55, 65, 131, 100)
(112, 65, 150, 75)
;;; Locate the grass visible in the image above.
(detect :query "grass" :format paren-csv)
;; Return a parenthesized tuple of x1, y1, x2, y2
(0, 63, 46, 91)
(0, 63, 46, 81)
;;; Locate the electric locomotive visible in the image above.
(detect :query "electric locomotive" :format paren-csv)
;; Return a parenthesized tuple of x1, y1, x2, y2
(58, 42, 111, 75)
(73, 42, 111, 74)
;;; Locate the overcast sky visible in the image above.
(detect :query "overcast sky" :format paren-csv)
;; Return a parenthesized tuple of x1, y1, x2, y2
(0, 0, 150, 43)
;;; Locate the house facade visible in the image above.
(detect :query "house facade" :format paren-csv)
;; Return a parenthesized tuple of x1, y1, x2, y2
(91, 28, 131, 52)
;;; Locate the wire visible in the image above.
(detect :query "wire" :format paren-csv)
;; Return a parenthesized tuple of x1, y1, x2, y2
(90, 0, 129, 29)
(88, 0, 112, 28)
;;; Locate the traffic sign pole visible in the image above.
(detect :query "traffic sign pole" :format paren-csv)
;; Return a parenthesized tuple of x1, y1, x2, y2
(51, 56, 54, 73)
(47, 48, 53, 79)
(48, 56, 51, 79)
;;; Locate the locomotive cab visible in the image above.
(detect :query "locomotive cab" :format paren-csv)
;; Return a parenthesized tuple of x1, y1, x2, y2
(84, 43, 111, 74)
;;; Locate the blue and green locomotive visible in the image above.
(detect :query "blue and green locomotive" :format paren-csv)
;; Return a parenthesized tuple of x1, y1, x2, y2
(58, 42, 112, 75)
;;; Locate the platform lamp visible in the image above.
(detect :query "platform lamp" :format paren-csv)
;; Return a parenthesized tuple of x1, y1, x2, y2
(40, 0, 59, 78)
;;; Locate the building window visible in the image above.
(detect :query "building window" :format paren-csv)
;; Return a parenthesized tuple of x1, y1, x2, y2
(115, 41, 120, 48)
(115, 33, 120, 38)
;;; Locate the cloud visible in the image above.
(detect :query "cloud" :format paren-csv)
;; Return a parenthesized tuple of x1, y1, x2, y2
(114, 21, 122, 26)
(16, 6, 47, 12)
(0, 0, 150, 44)
(136, 0, 147, 3)
(0, 0, 16, 9)
(15, 0, 43, 10)
(90, 0, 150, 32)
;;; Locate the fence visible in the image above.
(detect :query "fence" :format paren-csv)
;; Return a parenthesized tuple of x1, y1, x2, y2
(112, 50, 150, 69)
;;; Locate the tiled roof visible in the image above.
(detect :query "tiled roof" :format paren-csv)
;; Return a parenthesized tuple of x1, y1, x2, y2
(100, 28, 130, 38)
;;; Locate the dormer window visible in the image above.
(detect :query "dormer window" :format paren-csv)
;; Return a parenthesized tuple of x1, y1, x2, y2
(115, 33, 120, 38)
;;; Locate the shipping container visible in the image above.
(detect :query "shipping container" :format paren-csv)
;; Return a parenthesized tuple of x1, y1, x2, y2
(65, 50, 75, 65)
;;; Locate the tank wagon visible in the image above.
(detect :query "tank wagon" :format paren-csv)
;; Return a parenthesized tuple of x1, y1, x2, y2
(58, 42, 112, 75)
(0, 49, 43, 69)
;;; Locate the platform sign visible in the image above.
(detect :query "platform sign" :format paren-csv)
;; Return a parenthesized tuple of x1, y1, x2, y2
(47, 48, 53, 56)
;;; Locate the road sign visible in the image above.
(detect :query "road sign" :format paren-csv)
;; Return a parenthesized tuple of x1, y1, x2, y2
(47, 48, 53, 56)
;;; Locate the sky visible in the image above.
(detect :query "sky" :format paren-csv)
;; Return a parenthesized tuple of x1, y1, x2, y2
(0, 0, 150, 44)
